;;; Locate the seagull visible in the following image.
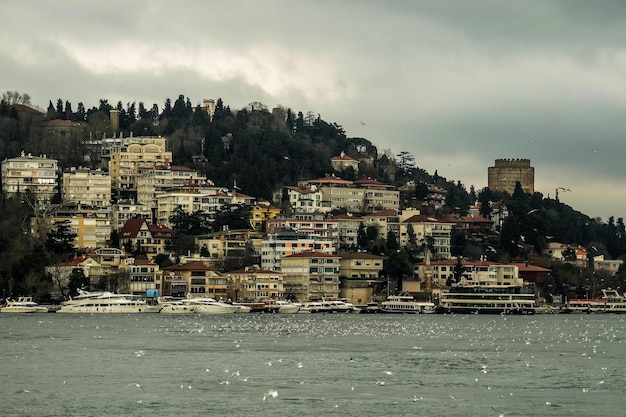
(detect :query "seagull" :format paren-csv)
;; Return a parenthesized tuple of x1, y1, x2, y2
(527, 209, 538, 215)
(126, 383, 144, 391)
(360, 121, 366, 126)
(262, 389, 278, 401)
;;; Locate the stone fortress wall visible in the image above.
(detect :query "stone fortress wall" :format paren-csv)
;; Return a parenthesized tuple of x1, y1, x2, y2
(487, 158, 535, 195)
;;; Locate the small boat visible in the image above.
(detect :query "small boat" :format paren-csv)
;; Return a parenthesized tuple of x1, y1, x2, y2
(380, 293, 435, 314)
(357, 302, 381, 314)
(0, 297, 49, 313)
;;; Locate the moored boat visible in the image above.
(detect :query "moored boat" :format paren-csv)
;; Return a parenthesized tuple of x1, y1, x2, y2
(0, 296, 49, 313)
(380, 293, 435, 314)
(435, 284, 536, 315)
(180, 297, 241, 314)
(57, 290, 160, 314)
(564, 289, 626, 313)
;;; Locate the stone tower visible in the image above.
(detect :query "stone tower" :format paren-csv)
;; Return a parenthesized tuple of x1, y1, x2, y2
(487, 159, 534, 195)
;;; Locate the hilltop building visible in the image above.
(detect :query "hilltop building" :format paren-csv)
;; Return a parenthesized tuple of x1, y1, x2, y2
(487, 158, 534, 195)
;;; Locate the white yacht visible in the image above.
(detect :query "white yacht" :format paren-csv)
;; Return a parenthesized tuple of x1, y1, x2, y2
(158, 299, 197, 314)
(0, 297, 49, 313)
(57, 291, 160, 314)
(180, 297, 241, 314)
(263, 300, 301, 314)
(380, 293, 435, 314)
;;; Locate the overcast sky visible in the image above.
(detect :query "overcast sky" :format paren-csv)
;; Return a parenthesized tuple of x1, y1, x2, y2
(2, 0, 626, 220)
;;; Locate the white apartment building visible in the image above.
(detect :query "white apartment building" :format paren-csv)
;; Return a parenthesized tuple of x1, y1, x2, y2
(155, 186, 255, 227)
(1, 153, 58, 202)
(62, 167, 111, 208)
(400, 214, 453, 260)
(265, 214, 339, 241)
(285, 185, 329, 214)
(261, 230, 336, 272)
(136, 164, 207, 209)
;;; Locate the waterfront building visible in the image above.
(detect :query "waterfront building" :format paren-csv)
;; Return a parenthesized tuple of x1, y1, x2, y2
(280, 251, 341, 300)
(226, 267, 285, 301)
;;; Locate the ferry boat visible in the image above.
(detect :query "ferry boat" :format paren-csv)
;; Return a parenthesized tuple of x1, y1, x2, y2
(564, 289, 626, 313)
(380, 293, 435, 314)
(435, 284, 536, 315)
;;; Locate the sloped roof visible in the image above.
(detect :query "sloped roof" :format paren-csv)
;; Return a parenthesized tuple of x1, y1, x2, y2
(119, 218, 147, 238)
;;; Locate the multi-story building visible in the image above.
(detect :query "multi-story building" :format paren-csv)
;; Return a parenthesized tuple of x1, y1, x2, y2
(285, 185, 329, 214)
(488, 158, 535, 195)
(195, 229, 263, 263)
(415, 258, 521, 287)
(299, 176, 364, 213)
(62, 167, 111, 208)
(249, 202, 282, 231)
(261, 229, 336, 272)
(136, 164, 207, 209)
(155, 186, 255, 227)
(335, 214, 364, 250)
(280, 251, 341, 300)
(265, 214, 339, 241)
(45, 205, 112, 249)
(107, 136, 173, 196)
(160, 261, 228, 298)
(400, 214, 453, 260)
(354, 176, 400, 213)
(111, 200, 153, 232)
(1, 153, 58, 202)
(126, 258, 160, 296)
(338, 252, 385, 280)
(118, 218, 174, 259)
(226, 267, 285, 301)
(362, 209, 400, 242)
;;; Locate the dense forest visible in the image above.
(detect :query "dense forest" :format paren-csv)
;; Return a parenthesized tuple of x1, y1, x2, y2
(1, 91, 625, 300)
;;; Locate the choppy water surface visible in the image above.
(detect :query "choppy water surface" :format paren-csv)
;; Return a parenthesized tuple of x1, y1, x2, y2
(1, 313, 624, 417)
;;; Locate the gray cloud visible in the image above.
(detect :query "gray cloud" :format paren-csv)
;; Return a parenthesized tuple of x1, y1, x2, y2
(3, 0, 626, 220)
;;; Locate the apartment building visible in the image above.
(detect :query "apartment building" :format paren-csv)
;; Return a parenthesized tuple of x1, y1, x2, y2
(1, 153, 58, 202)
(261, 229, 336, 272)
(62, 167, 111, 208)
(226, 267, 285, 301)
(280, 251, 341, 300)
(136, 164, 207, 209)
(107, 136, 173, 195)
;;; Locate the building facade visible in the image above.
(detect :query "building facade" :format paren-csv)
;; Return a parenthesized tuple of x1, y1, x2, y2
(487, 158, 535, 195)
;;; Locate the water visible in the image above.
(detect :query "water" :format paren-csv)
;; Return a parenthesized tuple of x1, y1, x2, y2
(1, 313, 625, 417)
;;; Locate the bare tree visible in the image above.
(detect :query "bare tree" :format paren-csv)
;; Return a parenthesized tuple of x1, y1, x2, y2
(1, 90, 31, 105)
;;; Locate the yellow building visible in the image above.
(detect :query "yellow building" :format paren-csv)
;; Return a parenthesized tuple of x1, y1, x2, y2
(107, 136, 172, 194)
(250, 202, 282, 230)
(227, 267, 285, 301)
